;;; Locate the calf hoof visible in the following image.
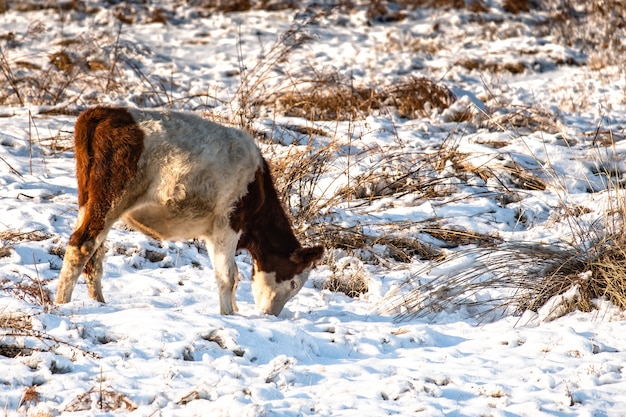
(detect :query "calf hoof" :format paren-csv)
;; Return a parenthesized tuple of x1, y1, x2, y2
(55, 293, 71, 304)
(219, 306, 235, 315)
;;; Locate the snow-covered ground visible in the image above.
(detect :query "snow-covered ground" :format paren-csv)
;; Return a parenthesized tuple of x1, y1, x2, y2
(1, 1, 626, 415)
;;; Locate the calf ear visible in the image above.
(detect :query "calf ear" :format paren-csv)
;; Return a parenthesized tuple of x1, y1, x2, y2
(290, 246, 324, 268)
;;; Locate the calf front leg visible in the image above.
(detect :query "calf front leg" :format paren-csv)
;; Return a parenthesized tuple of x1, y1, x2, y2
(206, 228, 241, 315)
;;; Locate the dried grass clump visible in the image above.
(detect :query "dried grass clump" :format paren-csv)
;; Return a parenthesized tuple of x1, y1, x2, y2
(188, 0, 298, 14)
(0, 313, 33, 358)
(341, 145, 498, 204)
(191, 0, 253, 14)
(385, 76, 456, 119)
(583, 243, 626, 310)
(386, 227, 626, 322)
(315, 224, 443, 263)
(422, 227, 501, 248)
(366, 0, 408, 23)
(49, 51, 75, 73)
(480, 105, 562, 135)
(270, 74, 455, 121)
(384, 242, 582, 321)
(1, 277, 52, 306)
(269, 143, 340, 227)
(0, 343, 32, 358)
(0, 245, 12, 258)
(0, 230, 53, 242)
(504, 162, 546, 191)
(343, 149, 440, 201)
(323, 257, 369, 298)
(502, 0, 535, 14)
(517, 234, 626, 316)
(276, 81, 381, 121)
(4, 0, 86, 13)
(545, 0, 626, 67)
(18, 386, 41, 409)
(374, 0, 488, 13)
(0, 31, 117, 108)
(0, 313, 33, 330)
(64, 387, 136, 412)
(457, 58, 526, 74)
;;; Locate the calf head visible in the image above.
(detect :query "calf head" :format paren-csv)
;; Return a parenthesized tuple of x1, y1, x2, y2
(252, 246, 324, 315)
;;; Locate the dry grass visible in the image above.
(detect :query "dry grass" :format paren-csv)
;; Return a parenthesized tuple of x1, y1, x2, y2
(232, 6, 328, 128)
(341, 148, 446, 201)
(0, 229, 91, 360)
(313, 224, 443, 263)
(1, 277, 52, 306)
(269, 138, 509, 276)
(0, 16, 218, 111)
(268, 142, 340, 227)
(64, 387, 136, 412)
(457, 58, 527, 75)
(269, 74, 455, 121)
(367, 0, 489, 17)
(385, 214, 626, 322)
(185, 0, 298, 14)
(0, 229, 53, 242)
(479, 105, 562, 135)
(502, 0, 533, 14)
(1, 311, 95, 359)
(0, 30, 117, 109)
(0, 313, 33, 358)
(0, 271, 77, 359)
(377, 110, 626, 321)
(543, 0, 626, 68)
(18, 385, 41, 409)
(386, 76, 456, 119)
(0, 230, 55, 304)
(189, 0, 492, 21)
(322, 256, 369, 298)
(384, 242, 581, 321)
(274, 81, 380, 121)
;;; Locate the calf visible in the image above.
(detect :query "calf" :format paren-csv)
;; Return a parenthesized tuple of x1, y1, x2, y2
(55, 106, 324, 315)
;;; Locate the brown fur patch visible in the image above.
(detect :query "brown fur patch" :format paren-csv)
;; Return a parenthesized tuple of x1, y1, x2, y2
(231, 159, 322, 282)
(70, 107, 144, 247)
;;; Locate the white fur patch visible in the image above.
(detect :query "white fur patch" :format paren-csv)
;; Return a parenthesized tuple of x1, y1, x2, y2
(251, 262, 310, 315)
(122, 108, 263, 241)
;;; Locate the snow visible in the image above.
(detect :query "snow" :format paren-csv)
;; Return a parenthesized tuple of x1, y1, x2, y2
(2, 1, 626, 416)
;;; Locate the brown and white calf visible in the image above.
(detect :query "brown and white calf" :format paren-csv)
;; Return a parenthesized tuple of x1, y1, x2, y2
(55, 106, 324, 315)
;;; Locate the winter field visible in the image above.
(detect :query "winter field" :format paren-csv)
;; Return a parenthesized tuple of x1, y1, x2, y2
(1, 0, 626, 415)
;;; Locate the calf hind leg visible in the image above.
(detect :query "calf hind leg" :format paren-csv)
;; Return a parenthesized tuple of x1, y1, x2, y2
(83, 244, 106, 302)
(56, 238, 97, 303)
(55, 220, 111, 304)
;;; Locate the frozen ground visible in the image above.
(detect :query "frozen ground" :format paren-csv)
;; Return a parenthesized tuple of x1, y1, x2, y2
(1, 1, 626, 416)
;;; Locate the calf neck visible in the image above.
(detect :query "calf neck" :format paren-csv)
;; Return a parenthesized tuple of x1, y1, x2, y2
(55, 106, 323, 315)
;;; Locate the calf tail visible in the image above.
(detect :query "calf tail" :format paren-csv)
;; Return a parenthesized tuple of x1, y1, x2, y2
(73, 108, 102, 207)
